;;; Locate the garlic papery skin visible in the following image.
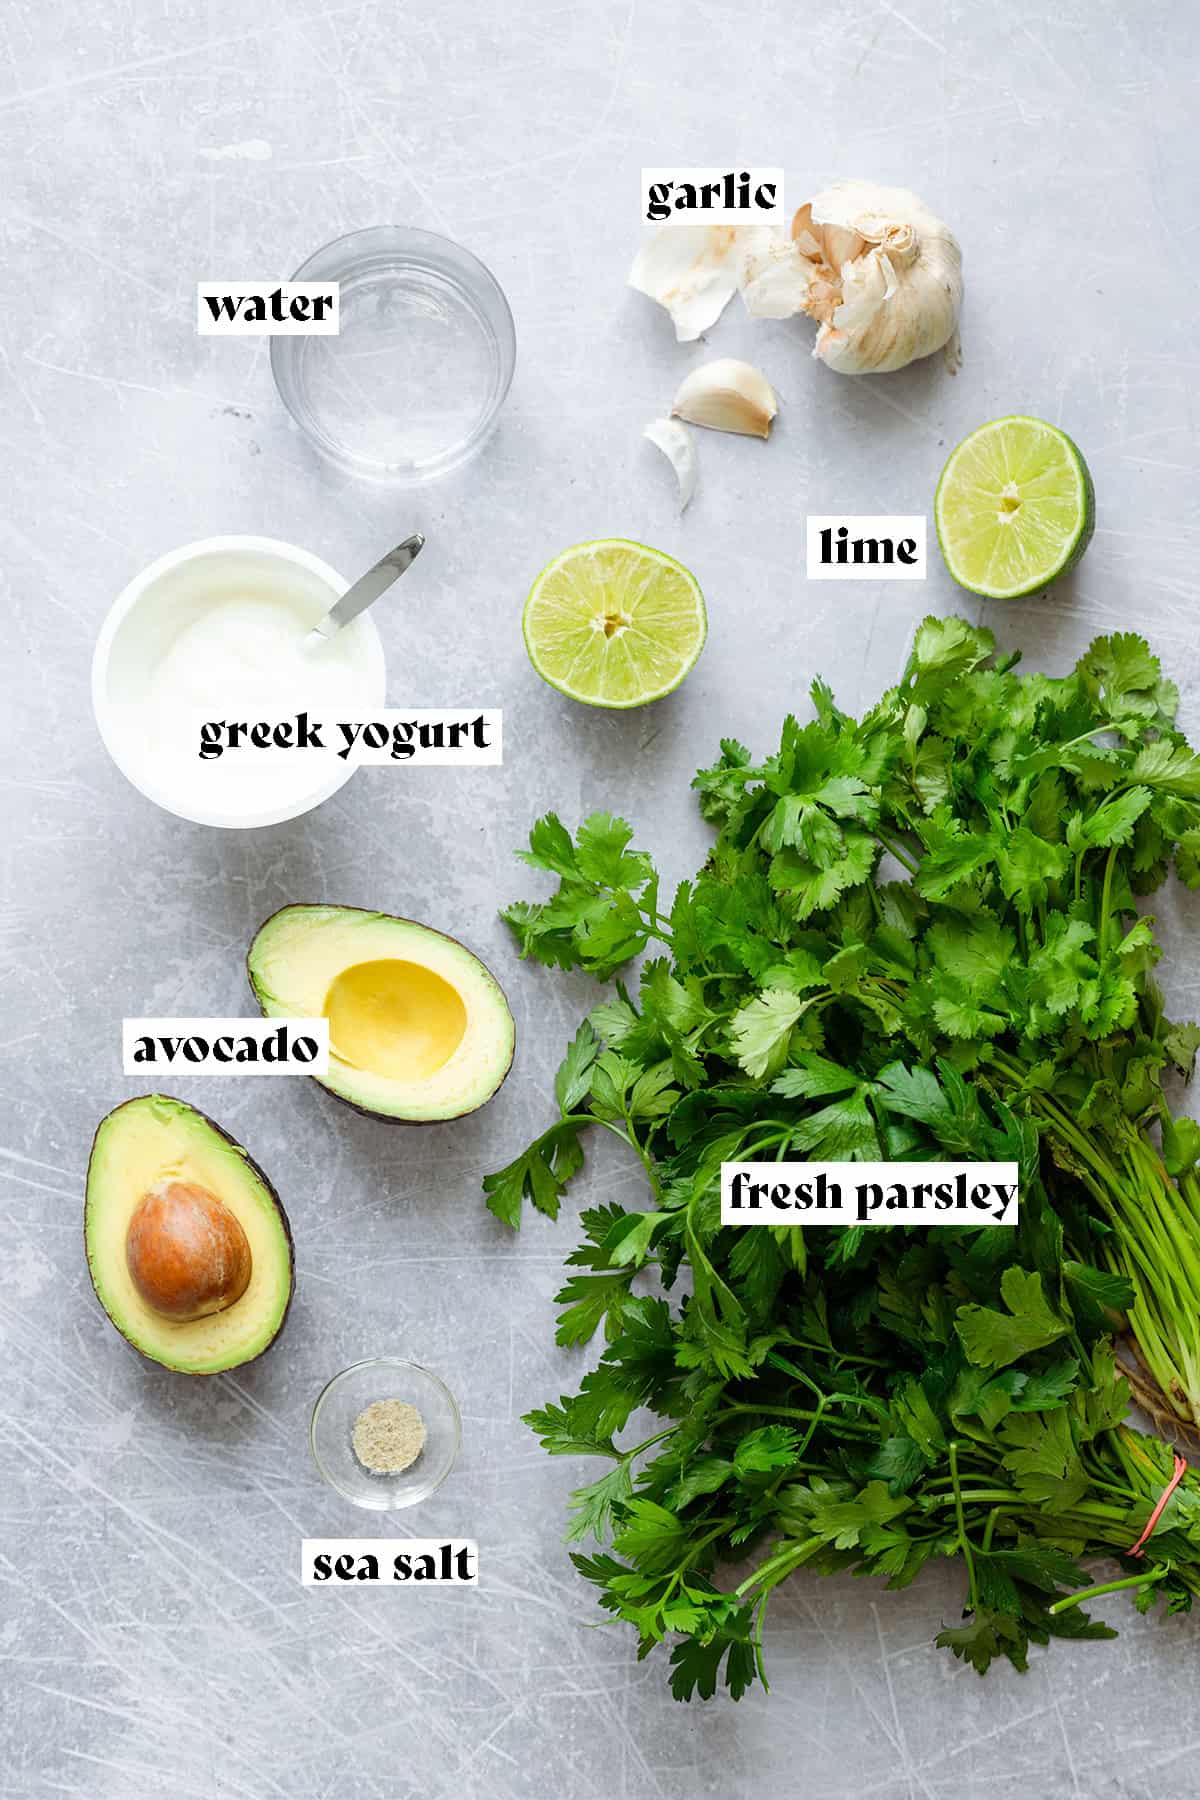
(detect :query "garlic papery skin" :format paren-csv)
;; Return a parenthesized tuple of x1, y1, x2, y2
(630, 220, 774, 342)
(741, 181, 962, 375)
(644, 418, 698, 511)
(671, 359, 778, 439)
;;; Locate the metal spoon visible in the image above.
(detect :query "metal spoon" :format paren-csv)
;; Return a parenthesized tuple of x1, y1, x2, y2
(302, 532, 425, 652)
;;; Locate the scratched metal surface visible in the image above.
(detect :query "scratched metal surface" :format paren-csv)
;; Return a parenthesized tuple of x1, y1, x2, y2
(3, 2, 1200, 1794)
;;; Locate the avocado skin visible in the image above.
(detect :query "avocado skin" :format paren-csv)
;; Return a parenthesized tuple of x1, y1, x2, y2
(246, 903, 516, 1126)
(84, 1095, 295, 1375)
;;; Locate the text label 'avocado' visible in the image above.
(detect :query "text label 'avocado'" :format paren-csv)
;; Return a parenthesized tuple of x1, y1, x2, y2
(122, 1018, 330, 1077)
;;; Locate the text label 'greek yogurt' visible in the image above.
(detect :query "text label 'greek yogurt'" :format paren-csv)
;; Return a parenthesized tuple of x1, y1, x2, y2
(122, 1018, 330, 1077)
(641, 167, 785, 223)
(720, 1162, 1020, 1227)
(806, 516, 927, 580)
(302, 1540, 478, 1586)
(195, 709, 502, 766)
(196, 282, 340, 336)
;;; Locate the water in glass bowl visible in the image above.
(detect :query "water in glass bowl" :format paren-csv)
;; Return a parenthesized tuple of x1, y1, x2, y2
(296, 261, 499, 476)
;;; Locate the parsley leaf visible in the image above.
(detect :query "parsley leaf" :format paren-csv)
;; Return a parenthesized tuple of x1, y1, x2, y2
(956, 1269, 1070, 1370)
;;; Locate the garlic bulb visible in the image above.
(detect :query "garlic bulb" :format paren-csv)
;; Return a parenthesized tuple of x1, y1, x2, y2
(644, 418, 698, 510)
(672, 359, 777, 438)
(629, 220, 774, 342)
(740, 181, 962, 375)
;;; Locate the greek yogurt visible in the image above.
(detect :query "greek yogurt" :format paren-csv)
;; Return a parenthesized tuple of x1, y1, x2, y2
(93, 538, 386, 828)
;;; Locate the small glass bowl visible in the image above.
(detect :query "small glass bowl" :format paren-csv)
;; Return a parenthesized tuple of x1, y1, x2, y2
(272, 226, 516, 485)
(310, 1358, 461, 1510)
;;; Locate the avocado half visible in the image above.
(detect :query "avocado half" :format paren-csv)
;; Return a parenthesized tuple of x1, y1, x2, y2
(247, 905, 516, 1123)
(85, 1095, 294, 1375)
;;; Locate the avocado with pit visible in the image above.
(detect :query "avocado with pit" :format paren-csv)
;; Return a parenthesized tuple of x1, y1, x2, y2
(85, 1095, 293, 1374)
(247, 905, 516, 1123)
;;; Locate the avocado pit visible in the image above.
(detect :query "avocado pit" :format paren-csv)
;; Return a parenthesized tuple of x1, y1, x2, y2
(125, 1179, 253, 1322)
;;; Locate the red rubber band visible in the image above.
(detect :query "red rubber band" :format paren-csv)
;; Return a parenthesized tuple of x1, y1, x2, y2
(1127, 1452, 1188, 1558)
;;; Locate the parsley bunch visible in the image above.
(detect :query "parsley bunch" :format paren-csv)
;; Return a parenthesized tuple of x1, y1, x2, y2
(487, 617, 1200, 1696)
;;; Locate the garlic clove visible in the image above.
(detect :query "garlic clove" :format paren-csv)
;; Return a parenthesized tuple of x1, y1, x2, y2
(671, 358, 777, 439)
(739, 234, 815, 320)
(828, 251, 891, 335)
(643, 418, 698, 511)
(820, 221, 868, 272)
(791, 203, 817, 247)
(629, 220, 774, 342)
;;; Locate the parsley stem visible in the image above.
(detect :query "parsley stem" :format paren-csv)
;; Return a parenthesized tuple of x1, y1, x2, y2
(1003, 1088, 1200, 1424)
(871, 830, 920, 875)
(778, 1334, 890, 1369)
(713, 1403, 877, 1438)
(737, 1537, 823, 1599)
(948, 1442, 979, 1613)
(622, 1426, 678, 1461)
(751, 1592, 772, 1690)
(591, 1116, 662, 1198)
(676, 1520, 733, 1570)
(767, 1349, 893, 1425)
(1097, 845, 1119, 955)
(1079, 1471, 1140, 1502)
(1057, 1501, 1139, 1523)
(922, 1488, 1019, 1508)
(1048, 1564, 1168, 1616)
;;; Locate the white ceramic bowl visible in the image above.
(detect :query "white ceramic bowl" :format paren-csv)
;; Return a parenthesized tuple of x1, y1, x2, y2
(92, 536, 387, 829)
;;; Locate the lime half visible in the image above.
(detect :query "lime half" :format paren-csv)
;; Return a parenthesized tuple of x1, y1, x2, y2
(523, 539, 706, 708)
(935, 416, 1095, 599)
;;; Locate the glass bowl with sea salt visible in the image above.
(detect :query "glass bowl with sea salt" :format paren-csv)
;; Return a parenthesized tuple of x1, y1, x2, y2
(310, 1357, 461, 1510)
(272, 226, 516, 484)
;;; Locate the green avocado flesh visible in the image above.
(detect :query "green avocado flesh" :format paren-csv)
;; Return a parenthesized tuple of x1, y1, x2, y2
(248, 905, 516, 1123)
(85, 1096, 293, 1374)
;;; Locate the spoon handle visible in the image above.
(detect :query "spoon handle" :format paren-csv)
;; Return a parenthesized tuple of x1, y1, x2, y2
(305, 532, 425, 648)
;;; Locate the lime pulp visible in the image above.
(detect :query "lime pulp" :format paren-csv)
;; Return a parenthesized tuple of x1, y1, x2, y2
(934, 415, 1095, 600)
(522, 538, 706, 709)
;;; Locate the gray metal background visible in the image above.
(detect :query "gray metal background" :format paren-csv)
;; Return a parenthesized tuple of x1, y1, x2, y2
(3, 2, 1198, 1793)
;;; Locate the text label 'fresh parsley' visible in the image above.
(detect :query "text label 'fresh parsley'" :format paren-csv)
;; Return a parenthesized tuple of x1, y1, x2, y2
(721, 1161, 1020, 1226)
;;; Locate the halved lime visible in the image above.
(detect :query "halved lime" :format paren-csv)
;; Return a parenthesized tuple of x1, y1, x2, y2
(935, 416, 1095, 599)
(523, 539, 706, 708)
